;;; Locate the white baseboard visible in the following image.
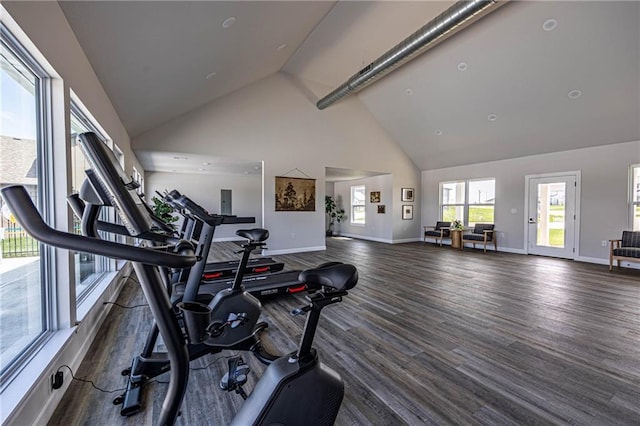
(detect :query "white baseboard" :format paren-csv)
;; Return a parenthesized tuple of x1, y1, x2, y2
(265, 245, 326, 255)
(576, 256, 640, 269)
(392, 237, 423, 244)
(495, 247, 527, 255)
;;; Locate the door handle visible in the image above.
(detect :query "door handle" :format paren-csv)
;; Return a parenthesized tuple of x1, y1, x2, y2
(528, 218, 536, 224)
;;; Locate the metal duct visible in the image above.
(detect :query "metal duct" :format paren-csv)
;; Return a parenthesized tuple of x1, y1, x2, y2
(316, 0, 508, 110)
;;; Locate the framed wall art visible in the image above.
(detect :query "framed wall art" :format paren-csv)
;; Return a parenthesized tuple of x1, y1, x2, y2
(402, 204, 413, 220)
(401, 188, 414, 202)
(275, 176, 316, 211)
(370, 191, 381, 203)
(377, 205, 386, 214)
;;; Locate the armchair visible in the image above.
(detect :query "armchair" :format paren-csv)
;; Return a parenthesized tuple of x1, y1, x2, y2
(609, 231, 640, 271)
(462, 224, 497, 252)
(423, 221, 451, 246)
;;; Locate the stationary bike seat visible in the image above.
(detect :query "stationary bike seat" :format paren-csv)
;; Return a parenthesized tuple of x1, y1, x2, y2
(236, 228, 269, 242)
(299, 263, 358, 291)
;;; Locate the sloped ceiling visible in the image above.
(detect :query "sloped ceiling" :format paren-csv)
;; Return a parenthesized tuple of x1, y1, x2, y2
(59, 1, 640, 172)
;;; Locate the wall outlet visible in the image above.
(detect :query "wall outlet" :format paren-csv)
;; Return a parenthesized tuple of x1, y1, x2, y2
(51, 371, 63, 390)
(601, 240, 608, 247)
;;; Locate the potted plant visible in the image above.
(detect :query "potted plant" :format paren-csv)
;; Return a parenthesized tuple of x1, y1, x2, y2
(325, 196, 345, 237)
(151, 196, 179, 228)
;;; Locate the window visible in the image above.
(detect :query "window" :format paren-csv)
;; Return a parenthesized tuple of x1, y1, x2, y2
(467, 179, 495, 227)
(440, 178, 495, 227)
(351, 185, 365, 225)
(70, 104, 112, 301)
(0, 25, 52, 376)
(441, 181, 465, 223)
(132, 167, 144, 196)
(632, 165, 640, 231)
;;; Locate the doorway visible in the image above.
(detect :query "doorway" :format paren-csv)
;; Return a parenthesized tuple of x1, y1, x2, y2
(525, 172, 580, 259)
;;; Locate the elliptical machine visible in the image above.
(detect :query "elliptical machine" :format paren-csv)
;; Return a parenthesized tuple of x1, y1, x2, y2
(68, 178, 282, 415)
(0, 131, 358, 425)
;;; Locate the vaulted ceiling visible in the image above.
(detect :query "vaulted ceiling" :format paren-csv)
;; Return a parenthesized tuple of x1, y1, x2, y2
(59, 1, 639, 172)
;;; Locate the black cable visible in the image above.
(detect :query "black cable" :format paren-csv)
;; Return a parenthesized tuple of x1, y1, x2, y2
(103, 301, 148, 309)
(190, 352, 241, 371)
(57, 365, 127, 394)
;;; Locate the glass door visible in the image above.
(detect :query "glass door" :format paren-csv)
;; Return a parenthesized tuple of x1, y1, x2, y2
(527, 175, 577, 258)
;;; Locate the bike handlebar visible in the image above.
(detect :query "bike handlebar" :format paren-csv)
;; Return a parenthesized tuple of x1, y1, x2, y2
(2, 186, 197, 269)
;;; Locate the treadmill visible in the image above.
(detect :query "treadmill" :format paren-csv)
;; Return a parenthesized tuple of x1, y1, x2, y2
(161, 190, 285, 282)
(165, 190, 304, 300)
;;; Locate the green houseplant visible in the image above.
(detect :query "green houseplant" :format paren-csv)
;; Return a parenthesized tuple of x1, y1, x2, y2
(151, 196, 179, 228)
(325, 196, 345, 236)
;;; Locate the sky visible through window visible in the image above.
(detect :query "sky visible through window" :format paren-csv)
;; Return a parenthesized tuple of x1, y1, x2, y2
(1, 53, 36, 139)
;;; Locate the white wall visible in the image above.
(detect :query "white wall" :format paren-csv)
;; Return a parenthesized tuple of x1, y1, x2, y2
(147, 171, 262, 240)
(422, 140, 640, 260)
(134, 73, 421, 254)
(334, 174, 408, 243)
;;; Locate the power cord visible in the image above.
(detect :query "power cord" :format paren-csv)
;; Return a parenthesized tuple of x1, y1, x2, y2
(190, 352, 239, 371)
(57, 352, 242, 395)
(57, 365, 127, 394)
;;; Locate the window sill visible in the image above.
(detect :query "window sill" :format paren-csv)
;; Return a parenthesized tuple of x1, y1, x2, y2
(76, 271, 118, 321)
(0, 327, 75, 424)
(350, 223, 365, 227)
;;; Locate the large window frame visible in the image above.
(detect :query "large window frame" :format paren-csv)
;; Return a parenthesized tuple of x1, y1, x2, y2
(0, 23, 54, 382)
(440, 178, 496, 227)
(350, 185, 365, 225)
(70, 101, 113, 302)
(631, 164, 640, 231)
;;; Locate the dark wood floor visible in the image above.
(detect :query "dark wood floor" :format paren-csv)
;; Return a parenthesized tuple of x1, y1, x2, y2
(50, 238, 640, 425)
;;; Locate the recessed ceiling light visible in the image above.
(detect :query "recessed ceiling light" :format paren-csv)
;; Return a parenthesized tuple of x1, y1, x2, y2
(488, 114, 497, 121)
(203, 162, 211, 166)
(435, 129, 443, 135)
(457, 62, 468, 72)
(205, 72, 217, 80)
(198, 168, 205, 171)
(405, 88, 413, 96)
(542, 18, 557, 32)
(222, 17, 236, 29)
(276, 44, 287, 51)
(567, 89, 582, 99)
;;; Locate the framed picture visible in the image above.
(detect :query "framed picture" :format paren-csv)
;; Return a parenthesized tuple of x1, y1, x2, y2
(402, 204, 413, 220)
(370, 191, 381, 203)
(275, 176, 316, 211)
(377, 205, 386, 214)
(401, 188, 414, 202)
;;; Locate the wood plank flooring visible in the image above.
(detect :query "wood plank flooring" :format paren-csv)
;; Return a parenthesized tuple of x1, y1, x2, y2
(49, 238, 640, 425)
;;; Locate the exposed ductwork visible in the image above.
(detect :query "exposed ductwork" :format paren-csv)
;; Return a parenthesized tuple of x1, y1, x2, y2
(316, 0, 509, 110)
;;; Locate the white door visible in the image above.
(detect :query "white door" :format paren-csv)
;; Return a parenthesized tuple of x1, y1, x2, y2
(527, 174, 577, 259)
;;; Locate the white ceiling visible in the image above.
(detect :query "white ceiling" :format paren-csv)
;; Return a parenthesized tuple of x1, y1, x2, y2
(59, 1, 640, 172)
(135, 150, 262, 176)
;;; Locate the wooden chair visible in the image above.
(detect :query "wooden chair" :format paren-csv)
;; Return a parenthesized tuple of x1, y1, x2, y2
(423, 221, 451, 246)
(609, 231, 640, 270)
(462, 223, 497, 252)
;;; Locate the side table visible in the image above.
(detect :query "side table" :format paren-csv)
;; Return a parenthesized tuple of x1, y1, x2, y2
(450, 229, 463, 249)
